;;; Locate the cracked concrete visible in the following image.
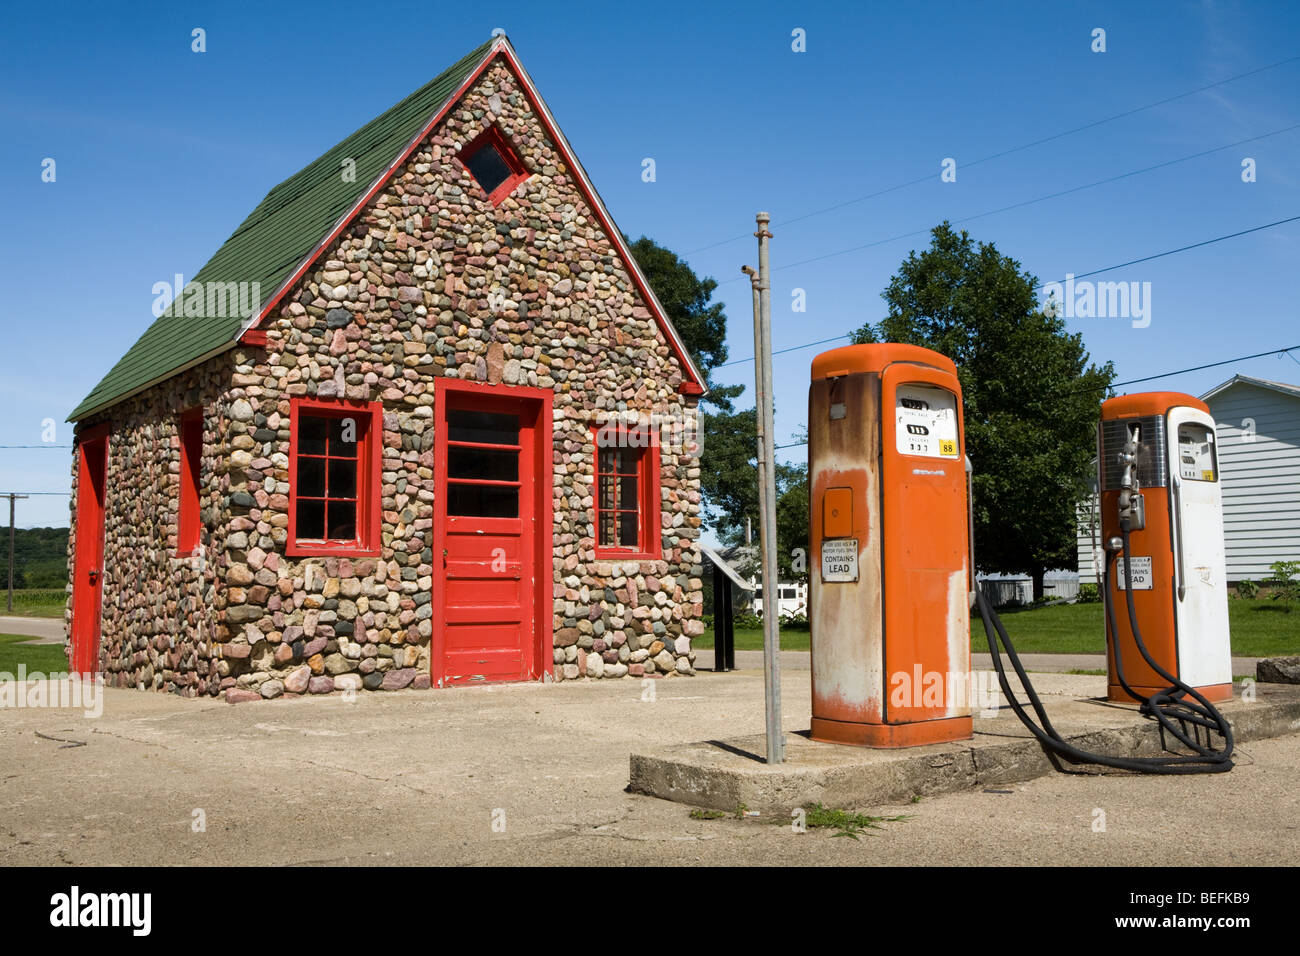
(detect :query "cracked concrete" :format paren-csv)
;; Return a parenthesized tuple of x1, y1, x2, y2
(1, 668, 1298, 865)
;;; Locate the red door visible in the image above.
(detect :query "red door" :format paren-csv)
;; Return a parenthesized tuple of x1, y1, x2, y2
(433, 383, 549, 685)
(71, 425, 109, 677)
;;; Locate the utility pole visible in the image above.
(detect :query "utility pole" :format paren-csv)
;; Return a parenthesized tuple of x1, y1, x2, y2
(3, 494, 29, 614)
(743, 211, 783, 764)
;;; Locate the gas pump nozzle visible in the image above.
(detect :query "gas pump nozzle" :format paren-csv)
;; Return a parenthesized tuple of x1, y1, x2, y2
(1117, 423, 1146, 531)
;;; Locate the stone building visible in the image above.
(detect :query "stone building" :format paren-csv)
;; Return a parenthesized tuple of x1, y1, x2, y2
(66, 35, 707, 700)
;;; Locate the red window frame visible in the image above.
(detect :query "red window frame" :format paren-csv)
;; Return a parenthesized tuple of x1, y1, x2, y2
(287, 397, 382, 557)
(177, 407, 203, 556)
(459, 125, 529, 207)
(592, 423, 661, 560)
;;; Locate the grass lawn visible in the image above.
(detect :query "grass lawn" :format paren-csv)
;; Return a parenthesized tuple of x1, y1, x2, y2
(1, 588, 66, 619)
(693, 598, 1300, 658)
(0, 633, 68, 678)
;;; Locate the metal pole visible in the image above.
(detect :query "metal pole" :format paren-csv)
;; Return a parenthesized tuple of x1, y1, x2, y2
(5, 494, 27, 613)
(746, 212, 783, 764)
(7, 495, 13, 614)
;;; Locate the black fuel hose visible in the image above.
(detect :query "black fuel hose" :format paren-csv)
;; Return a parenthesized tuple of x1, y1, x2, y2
(974, 520, 1234, 774)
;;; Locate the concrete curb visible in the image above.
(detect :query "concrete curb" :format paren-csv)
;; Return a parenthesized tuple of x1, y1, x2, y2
(628, 684, 1300, 812)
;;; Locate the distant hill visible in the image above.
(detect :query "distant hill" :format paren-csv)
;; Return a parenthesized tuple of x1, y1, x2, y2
(0, 527, 69, 589)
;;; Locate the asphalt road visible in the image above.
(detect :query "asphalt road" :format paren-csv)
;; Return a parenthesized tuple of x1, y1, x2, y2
(1, 669, 1295, 866)
(0, 616, 64, 644)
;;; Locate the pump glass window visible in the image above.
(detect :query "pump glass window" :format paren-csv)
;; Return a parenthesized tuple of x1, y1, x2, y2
(895, 385, 959, 458)
(1177, 424, 1218, 482)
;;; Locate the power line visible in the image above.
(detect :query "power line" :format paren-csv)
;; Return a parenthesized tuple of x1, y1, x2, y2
(766, 344, 1300, 451)
(717, 124, 1300, 284)
(1074, 344, 1300, 394)
(716, 214, 1300, 369)
(0, 445, 73, 449)
(1042, 213, 1300, 286)
(684, 53, 1300, 256)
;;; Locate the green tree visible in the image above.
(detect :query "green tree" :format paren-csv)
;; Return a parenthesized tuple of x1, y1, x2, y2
(626, 236, 739, 410)
(852, 222, 1114, 599)
(628, 236, 755, 543)
(628, 236, 810, 569)
(775, 461, 809, 582)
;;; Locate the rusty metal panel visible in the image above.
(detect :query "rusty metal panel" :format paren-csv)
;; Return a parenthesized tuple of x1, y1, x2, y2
(809, 371, 884, 725)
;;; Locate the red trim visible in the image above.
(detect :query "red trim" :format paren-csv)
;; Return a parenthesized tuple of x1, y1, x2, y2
(71, 422, 111, 677)
(241, 329, 267, 347)
(177, 407, 203, 556)
(678, 382, 705, 396)
(591, 422, 662, 561)
(432, 378, 554, 685)
(286, 397, 382, 557)
(237, 40, 705, 392)
(458, 124, 530, 207)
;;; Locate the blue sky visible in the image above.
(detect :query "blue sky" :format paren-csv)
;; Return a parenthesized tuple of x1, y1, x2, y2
(2, 0, 1298, 527)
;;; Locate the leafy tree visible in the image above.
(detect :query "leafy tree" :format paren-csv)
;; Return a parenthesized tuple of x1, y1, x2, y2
(628, 236, 753, 540)
(775, 460, 809, 582)
(626, 236, 740, 411)
(628, 236, 810, 574)
(852, 222, 1114, 599)
(1266, 560, 1300, 610)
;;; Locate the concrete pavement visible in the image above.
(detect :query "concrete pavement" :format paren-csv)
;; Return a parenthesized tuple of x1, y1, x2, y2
(1, 666, 1297, 866)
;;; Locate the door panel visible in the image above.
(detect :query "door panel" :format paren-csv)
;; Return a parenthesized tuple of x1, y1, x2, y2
(880, 367, 971, 723)
(1166, 407, 1232, 688)
(435, 392, 538, 685)
(71, 429, 109, 677)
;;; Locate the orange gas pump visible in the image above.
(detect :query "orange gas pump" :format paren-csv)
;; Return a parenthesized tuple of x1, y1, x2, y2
(808, 343, 973, 748)
(1099, 393, 1233, 704)
(973, 392, 1234, 775)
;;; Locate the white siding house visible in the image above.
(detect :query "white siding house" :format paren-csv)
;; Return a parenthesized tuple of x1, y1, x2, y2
(1078, 375, 1300, 584)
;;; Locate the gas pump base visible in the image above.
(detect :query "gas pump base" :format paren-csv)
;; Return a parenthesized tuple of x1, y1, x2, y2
(810, 715, 972, 748)
(1107, 682, 1233, 705)
(629, 676, 1300, 813)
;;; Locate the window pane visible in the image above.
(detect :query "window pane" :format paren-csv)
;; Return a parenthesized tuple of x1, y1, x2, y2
(598, 447, 618, 474)
(327, 500, 357, 540)
(618, 448, 640, 475)
(618, 512, 639, 549)
(466, 142, 511, 195)
(448, 483, 518, 518)
(330, 417, 360, 457)
(328, 458, 356, 498)
(448, 409, 519, 446)
(297, 499, 325, 539)
(300, 416, 327, 455)
(599, 474, 616, 511)
(618, 475, 638, 509)
(298, 457, 326, 497)
(448, 446, 518, 482)
(599, 512, 615, 546)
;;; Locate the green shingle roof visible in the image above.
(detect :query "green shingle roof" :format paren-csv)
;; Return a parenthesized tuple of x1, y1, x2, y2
(69, 38, 496, 422)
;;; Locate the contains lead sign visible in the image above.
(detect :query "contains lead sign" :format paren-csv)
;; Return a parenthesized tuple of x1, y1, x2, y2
(821, 538, 859, 582)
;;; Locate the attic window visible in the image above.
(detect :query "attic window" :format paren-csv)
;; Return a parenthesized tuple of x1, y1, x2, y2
(461, 126, 528, 206)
